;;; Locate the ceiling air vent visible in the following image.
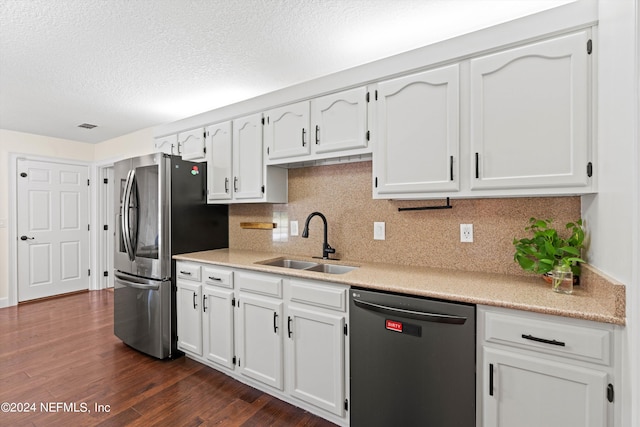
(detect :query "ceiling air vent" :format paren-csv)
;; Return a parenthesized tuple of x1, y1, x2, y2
(78, 123, 97, 129)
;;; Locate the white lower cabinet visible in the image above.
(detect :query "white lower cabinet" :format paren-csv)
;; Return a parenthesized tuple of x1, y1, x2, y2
(175, 262, 349, 426)
(176, 281, 202, 355)
(479, 305, 617, 427)
(287, 305, 345, 416)
(203, 285, 235, 368)
(286, 278, 347, 418)
(176, 262, 234, 368)
(237, 292, 284, 390)
(176, 264, 203, 356)
(484, 347, 607, 427)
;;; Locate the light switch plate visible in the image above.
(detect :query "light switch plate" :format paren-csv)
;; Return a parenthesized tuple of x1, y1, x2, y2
(374, 222, 385, 240)
(290, 221, 299, 236)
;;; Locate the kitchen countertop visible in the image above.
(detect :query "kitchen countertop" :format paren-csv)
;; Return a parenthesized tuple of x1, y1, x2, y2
(174, 248, 626, 326)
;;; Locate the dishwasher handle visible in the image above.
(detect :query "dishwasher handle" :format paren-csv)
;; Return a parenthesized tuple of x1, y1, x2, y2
(353, 298, 468, 325)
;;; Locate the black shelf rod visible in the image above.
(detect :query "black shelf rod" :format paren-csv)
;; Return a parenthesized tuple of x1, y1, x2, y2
(398, 197, 453, 211)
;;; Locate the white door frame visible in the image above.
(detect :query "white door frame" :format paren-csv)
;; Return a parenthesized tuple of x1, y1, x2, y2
(8, 153, 93, 306)
(92, 160, 115, 289)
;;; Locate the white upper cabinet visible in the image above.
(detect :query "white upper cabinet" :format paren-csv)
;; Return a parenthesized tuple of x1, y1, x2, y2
(265, 87, 371, 165)
(177, 128, 207, 161)
(232, 114, 266, 200)
(154, 134, 178, 155)
(206, 121, 233, 202)
(264, 101, 311, 161)
(206, 114, 288, 203)
(470, 30, 592, 191)
(159, 25, 596, 201)
(373, 64, 460, 198)
(311, 86, 369, 156)
(206, 115, 287, 204)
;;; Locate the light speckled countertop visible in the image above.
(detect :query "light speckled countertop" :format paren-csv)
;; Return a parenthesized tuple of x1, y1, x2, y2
(174, 248, 625, 326)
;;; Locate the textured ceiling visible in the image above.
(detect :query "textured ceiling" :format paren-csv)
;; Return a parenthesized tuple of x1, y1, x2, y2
(0, 0, 572, 143)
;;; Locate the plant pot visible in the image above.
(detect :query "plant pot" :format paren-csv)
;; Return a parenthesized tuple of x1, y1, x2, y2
(550, 265, 573, 294)
(542, 271, 579, 286)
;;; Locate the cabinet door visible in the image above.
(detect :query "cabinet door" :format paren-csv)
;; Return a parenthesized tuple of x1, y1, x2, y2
(470, 30, 591, 191)
(177, 128, 207, 161)
(237, 293, 284, 390)
(154, 134, 178, 154)
(206, 122, 233, 201)
(374, 64, 460, 197)
(203, 286, 235, 369)
(311, 87, 368, 155)
(484, 347, 608, 427)
(287, 305, 345, 417)
(264, 101, 310, 161)
(176, 281, 202, 356)
(232, 114, 264, 200)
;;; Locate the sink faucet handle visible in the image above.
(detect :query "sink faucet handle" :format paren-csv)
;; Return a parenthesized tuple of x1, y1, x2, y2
(323, 243, 336, 259)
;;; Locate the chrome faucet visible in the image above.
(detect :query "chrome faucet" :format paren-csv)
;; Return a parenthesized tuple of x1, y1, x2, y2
(301, 211, 336, 259)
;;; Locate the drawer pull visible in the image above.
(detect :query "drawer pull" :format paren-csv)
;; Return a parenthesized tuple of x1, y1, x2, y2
(208, 276, 222, 281)
(522, 334, 565, 347)
(273, 312, 279, 334)
(180, 271, 192, 276)
(489, 363, 494, 396)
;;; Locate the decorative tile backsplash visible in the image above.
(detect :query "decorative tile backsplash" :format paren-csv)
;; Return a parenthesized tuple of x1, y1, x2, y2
(229, 161, 581, 276)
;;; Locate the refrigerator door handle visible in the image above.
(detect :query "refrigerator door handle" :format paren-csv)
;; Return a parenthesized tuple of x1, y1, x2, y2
(353, 298, 467, 325)
(121, 169, 136, 261)
(115, 272, 162, 290)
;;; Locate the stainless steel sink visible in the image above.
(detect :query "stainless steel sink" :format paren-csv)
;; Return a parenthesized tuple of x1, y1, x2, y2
(261, 258, 319, 270)
(257, 257, 358, 274)
(305, 263, 358, 274)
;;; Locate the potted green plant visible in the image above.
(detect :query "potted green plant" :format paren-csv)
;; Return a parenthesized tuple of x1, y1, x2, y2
(513, 218, 585, 294)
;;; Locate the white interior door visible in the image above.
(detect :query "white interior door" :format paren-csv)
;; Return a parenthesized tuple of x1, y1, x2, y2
(17, 159, 90, 301)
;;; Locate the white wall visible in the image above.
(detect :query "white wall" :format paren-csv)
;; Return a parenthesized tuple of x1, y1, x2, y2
(0, 129, 95, 302)
(583, 1, 636, 286)
(93, 127, 154, 163)
(0, 127, 154, 304)
(582, 1, 639, 426)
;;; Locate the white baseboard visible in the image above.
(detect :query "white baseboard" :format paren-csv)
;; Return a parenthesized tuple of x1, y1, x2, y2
(0, 297, 10, 309)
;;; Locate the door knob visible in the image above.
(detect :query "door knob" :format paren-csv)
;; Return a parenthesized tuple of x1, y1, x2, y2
(20, 235, 34, 241)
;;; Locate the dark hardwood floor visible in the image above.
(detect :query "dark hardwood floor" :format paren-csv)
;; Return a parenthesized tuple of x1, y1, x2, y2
(0, 290, 336, 427)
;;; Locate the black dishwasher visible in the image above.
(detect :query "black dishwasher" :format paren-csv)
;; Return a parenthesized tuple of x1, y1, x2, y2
(350, 288, 476, 426)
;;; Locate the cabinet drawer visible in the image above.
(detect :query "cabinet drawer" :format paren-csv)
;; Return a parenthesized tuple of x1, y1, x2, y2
(203, 266, 233, 288)
(176, 262, 201, 281)
(237, 271, 282, 298)
(289, 279, 347, 312)
(484, 311, 612, 365)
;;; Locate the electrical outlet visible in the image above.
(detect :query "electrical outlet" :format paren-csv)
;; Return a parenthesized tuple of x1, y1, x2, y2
(460, 224, 473, 243)
(374, 222, 385, 240)
(290, 221, 299, 236)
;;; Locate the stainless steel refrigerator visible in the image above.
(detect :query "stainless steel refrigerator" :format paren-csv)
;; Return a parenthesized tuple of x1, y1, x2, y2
(113, 153, 228, 359)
